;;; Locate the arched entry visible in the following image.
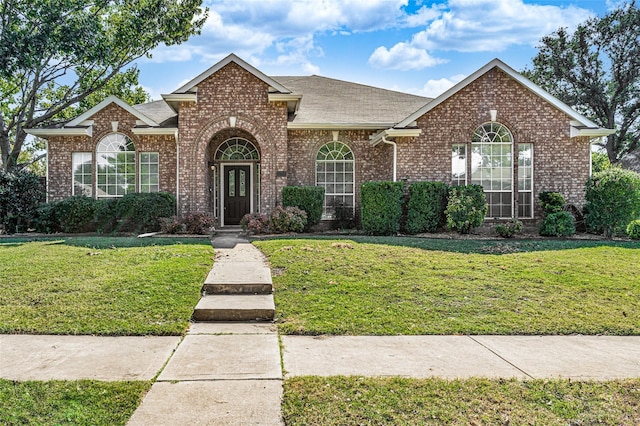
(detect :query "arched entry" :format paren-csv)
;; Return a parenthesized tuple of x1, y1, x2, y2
(211, 137, 261, 226)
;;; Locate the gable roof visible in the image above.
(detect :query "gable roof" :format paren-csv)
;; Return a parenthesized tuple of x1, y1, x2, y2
(273, 75, 430, 128)
(174, 53, 292, 94)
(66, 95, 159, 127)
(395, 58, 613, 137)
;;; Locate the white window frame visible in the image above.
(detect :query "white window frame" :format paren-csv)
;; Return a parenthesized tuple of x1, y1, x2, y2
(72, 152, 93, 197)
(315, 141, 355, 220)
(139, 152, 159, 193)
(517, 143, 534, 218)
(451, 144, 467, 186)
(95, 133, 136, 198)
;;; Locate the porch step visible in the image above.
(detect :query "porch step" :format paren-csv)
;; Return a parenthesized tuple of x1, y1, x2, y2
(193, 295, 275, 322)
(203, 262, 272, 295)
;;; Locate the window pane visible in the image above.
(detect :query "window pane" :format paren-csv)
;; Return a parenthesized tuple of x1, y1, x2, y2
(316, 142, 355, 218)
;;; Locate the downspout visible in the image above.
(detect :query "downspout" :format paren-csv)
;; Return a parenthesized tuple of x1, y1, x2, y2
(175, 130, 180, 216)
(381, 135, 397, 182)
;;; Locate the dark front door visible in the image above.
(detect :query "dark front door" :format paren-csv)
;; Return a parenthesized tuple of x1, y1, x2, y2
(224, 165, 251, 225)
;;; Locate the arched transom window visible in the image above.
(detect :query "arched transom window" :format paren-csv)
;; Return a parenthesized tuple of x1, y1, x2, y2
(96, 133, 136, 197)
(316, 141, 355, 219)
(215, 138, 260, 161)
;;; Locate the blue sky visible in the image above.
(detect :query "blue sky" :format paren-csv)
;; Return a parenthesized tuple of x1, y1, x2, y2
(135, 0, 618, 101)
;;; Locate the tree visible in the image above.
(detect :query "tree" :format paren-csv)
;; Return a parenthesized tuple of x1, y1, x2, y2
(523, 2, 640, 163)
(0, 0, 207, 172)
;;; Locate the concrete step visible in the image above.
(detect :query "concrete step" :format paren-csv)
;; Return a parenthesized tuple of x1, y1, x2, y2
(192, 295, 275, 322)
(203, 262, 272, 295)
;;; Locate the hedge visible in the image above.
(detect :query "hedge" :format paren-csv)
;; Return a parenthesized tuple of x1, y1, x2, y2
(360, 181, 404, 235)
(445, 185, 487, 234)
(406, 181, 448, 234)
(282, 186, 324, 230)
(0, 170, 45, 233)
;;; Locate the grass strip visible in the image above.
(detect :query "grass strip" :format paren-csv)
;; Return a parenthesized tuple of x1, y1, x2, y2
(283, 376, 640, 425)
(255, 238, 640, 335)
(0, 379, 150, 426)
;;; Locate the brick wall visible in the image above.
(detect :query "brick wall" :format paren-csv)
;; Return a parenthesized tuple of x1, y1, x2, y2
(47, 104, 176, 202)
(399, 67, 591, 220)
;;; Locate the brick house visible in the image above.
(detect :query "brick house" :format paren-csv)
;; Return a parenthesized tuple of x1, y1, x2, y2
(27, 54, 612, 227)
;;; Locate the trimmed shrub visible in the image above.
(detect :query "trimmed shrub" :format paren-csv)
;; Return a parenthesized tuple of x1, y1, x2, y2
(54, 196, 96, 233)
(333, 203, 355, 230)
(406, 181, 449, 234)
(93, 198, 118, 234)
(627, 220, 640, 239)
(34, 202, 61, 234)
(0, 170, 45, 233)
(445, 185, 488, 234)
(159, 216, 183, 234)
(183, 212, 215, 235)
(115, 192, 176, 233)
(269, 206, 307, 233)
(495, 218, 523, 238)
(539, 211, 576, 237)
(585, 168, 640, 237)
(282, 186, 324, 229)
(240, 212, 269, 234)
(360, 181, 404, 235)
(539, 191, 566, 214)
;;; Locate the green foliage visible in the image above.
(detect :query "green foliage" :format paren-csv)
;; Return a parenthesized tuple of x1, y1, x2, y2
(269, 206, 308, 233)
(585, 168, 640, 237)
(183, 212, 215, 235)
(282, 186, 325, 229)
(539, 211, 576, 237)
(538, 191, 566, 214)
(240, 212, 270, 234)
(495, 218, 523, 238)
(93, 198, 118, 234)
(333, 204, 356, 230)
(115, 192, 176, 233)
(0, 169, 45, 233)
(445, 185, 488, 234)
(523, 3, 640, 162)
(53, 196, 96, 233)
(360, 181, 404, 235)
(592, 152, 613, 173)
(406, 181, 449, 234)
(626, 220, 640, 239)
(0, 0, 207, 171)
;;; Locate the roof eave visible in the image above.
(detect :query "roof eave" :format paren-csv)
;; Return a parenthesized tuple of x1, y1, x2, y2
(570, 126, 616, 138)
(370, 128, 422, 146)
(67, 95, 159, 127)
(131, 127, 179, 136)
(287, 122, 394, 130)
(24, 127, 92, 138)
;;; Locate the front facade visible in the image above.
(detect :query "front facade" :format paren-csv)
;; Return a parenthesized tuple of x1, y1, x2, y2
(28, 54, 612, 227)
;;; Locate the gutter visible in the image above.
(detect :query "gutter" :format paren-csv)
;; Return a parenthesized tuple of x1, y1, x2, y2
(381, 136, 397, 182)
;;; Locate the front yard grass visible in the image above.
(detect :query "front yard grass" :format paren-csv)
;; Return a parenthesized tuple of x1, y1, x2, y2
(0, 379, 150, 425)
(0, 237, 213, 335)
(255, 237, 640, 335)
(283, 376, 640, 425)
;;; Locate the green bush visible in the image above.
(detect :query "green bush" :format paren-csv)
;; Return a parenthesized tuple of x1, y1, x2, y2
(626, 220, 640, 240)
(406, 182, 449, 234)
(539, 211, 576, 237)
(93, 198, 118, 234)
(538, 191, 566, 214)
(585, 168, 640, 237)
(34, 202, 61, 234)
(333, 204, 355, 230)
(445, 185, 488, 234)
(360, 181, 404, 235)
(0, 170, 45, 233)
(495, 218, 523, 238)
(54, 196, 96, 233)
(269, 206, 307, 233)
(115, 192, 176, 233)
(282, 186, 324, 229)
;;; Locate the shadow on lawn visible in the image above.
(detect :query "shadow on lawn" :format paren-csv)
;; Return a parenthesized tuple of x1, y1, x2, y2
(257, 234, 640, 254)
(0, 235, 212, 249)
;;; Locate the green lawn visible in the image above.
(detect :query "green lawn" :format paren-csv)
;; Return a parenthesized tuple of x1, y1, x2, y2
(283, 376, 640, 425)
(0, 237, 214, 335)
(0, 379, 150, 426)
(255, 237, 640, 335)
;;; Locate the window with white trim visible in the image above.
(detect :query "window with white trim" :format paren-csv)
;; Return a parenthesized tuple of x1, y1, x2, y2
(518, 144, 534, 218)
(72, 152, 92, 197)
(316, 141, 355, 219)
(471, 123, 513, 218)
(139, 152, 159, 193)
(451, 144, 467, 186)
(96, 133, 136, 198)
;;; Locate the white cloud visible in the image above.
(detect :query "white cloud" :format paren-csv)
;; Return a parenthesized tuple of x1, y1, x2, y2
(369, 43, 447, 70)
(416, 74, 466, 97)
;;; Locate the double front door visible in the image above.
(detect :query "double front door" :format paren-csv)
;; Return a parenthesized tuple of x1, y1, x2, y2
(223, 165, 251, 225)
